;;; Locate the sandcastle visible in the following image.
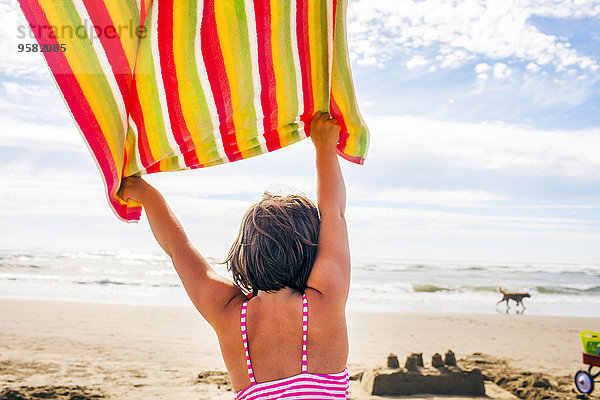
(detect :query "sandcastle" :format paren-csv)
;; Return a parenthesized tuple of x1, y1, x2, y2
(360, 350, 485, 396)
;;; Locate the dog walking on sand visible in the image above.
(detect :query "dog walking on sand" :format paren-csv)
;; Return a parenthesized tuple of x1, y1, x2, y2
(497, 287, 531, 308)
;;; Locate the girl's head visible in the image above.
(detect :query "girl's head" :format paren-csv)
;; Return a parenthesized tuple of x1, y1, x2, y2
(226, 192, 320, 293)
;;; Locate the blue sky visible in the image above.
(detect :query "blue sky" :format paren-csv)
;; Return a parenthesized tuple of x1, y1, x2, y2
(1, 0, 599, 264)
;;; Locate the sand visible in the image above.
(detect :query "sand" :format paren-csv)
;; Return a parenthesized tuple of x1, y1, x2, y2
(0, 298, 596, 399)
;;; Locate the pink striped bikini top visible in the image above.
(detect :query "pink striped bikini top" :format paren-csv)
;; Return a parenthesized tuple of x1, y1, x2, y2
(234, 293, 350, 400)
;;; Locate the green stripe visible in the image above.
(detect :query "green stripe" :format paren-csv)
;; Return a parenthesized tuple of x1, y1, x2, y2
(231, 0, 260, 152)
(164, 155, 181, 171)
(280, 0, 299, 122)
(123, 0, 139, 28)
(179, 0, 220, 163)
(313, 0, 329, 110)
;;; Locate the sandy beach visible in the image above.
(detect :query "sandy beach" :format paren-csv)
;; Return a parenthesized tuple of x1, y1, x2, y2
(0, 297, 596, 399)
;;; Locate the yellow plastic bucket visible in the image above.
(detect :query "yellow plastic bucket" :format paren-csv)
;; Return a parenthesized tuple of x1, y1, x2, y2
(580, 331, 600, 355)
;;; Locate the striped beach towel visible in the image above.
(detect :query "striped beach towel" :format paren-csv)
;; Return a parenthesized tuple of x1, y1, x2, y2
(18, 0, 369, 221)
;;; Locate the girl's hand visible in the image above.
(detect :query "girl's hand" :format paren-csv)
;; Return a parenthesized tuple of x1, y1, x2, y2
(310, 111, 341, 152)
(118, 176, 150, 203)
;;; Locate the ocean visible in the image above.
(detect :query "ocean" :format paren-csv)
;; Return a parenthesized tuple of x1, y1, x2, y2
(1, 249, 599, 318)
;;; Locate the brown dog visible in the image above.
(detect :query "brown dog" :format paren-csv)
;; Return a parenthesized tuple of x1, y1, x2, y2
(497, 287, 530, 307)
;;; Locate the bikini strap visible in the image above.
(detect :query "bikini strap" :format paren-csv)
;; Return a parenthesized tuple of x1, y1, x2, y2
(240, 300, 256, 383)
(301, 293, 308, 373)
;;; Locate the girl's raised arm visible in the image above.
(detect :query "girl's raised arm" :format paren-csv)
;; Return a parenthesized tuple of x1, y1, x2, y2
(306, 112, 351, 309)
(119, 177, 243, 327)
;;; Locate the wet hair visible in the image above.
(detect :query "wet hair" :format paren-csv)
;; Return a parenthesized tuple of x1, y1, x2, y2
(225, 192, 320, 294)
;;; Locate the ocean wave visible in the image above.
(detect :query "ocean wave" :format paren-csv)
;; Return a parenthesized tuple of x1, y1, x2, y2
(73, 278, 181, 288)
(351, 281, 600, 296)
(412, 284, 449, 293)
(76, 279, 137, 286)
(535, 285, 600, 294)
(0, 263, 44, 270)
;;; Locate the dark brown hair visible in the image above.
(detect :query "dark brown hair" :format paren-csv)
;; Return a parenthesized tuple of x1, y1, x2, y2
(225, 192, 320, 293)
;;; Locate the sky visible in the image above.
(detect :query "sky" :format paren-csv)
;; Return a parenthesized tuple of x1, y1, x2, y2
(0, 0, 599, 264)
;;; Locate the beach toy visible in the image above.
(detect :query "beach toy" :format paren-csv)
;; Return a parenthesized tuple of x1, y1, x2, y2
(17, 0, 369, 221)
(574, 331, 600, 395)
(581, 331, 600, 355)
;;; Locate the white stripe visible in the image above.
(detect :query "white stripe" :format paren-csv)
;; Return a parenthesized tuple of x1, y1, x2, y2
(150, 0, 180, 159)
(194, 0, 230, 164)
(326, 0, 334, 93)
(176, 154, 188, 170)
(72, 1, 128, 140)
(290, 0, 306, 139)
(243, 0, 268, 154)
(239, 377, 349, 400)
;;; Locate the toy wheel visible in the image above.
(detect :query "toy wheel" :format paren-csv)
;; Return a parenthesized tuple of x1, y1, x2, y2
(575, 370, 594, 394)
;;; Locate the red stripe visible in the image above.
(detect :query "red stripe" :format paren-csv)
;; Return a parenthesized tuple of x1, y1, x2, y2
(330, 96, 348, 153)
(296, 0, 314, 130)
(140, 0, 149, 28)
(332, 0, 338, 34)
(157, 0, 199, 167)
(146, 161, 162, 173)
(18, 0, 137, 220)
(200, 0, 242, 162)
(183, 150, 201, 168)
(253, 0, 281, 151)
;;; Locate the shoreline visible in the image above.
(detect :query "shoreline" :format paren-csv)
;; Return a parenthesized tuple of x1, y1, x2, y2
(1, 293, 596, 319)
(1, 297, 596, 399)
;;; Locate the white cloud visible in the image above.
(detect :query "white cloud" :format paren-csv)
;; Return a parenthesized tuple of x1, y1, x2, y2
(3, 81, 52, 98)
(348, 0, 600, 73)
(406, 55, 429, 70)
(0, 113, 83, 151)
(475, 63, 491, 74)
(493, 62, 511, 79)
(0, 1, 49, 79)
(365, 114, 600, 178)
(348, 205, 593, 232)
(349, 187, 511, 208)
(526, 62, 542, 73)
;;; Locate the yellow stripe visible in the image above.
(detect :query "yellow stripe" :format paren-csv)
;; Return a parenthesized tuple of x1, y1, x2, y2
(331, 81, 355, 155)
(214, 1, 248, 158)
(103, 0, 138, 71)
(40, 0, 121, 168)
(123, 126, 140, 176)
(134, 31, 164, 162)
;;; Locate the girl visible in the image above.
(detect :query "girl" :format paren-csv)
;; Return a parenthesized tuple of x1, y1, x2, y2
(119, 112, 350, 399)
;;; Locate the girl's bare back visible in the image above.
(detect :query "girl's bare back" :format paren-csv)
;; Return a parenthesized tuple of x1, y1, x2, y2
(215, 288, 349, 392)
